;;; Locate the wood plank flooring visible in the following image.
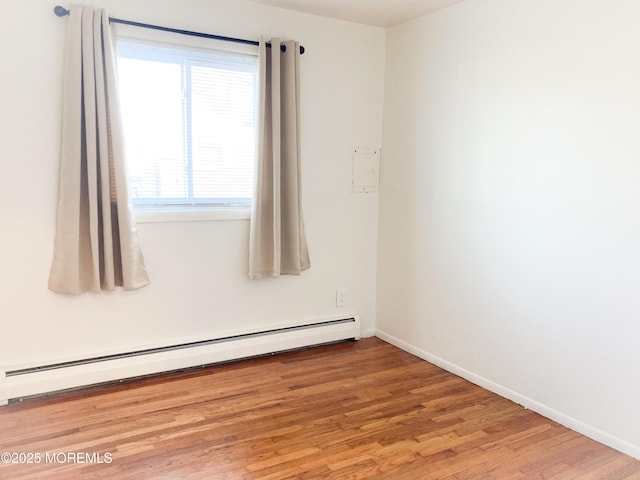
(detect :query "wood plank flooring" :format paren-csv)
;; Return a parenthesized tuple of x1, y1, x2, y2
(1, 337, 639, 479)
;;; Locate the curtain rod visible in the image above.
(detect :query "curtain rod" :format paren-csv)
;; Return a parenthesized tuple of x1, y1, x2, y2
(53, 6, 305, 54)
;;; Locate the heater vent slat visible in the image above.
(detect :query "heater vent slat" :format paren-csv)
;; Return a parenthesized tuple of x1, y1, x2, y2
(6, 318, 356, 377)
(1, 316, 360, 405)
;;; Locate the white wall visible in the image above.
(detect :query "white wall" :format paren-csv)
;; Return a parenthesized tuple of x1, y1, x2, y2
(0, 0, 384, 367)
(378, 0, 640, 458)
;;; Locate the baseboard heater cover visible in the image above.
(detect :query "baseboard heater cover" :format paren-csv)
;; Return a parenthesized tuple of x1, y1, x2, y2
(0, 316, 360, 405)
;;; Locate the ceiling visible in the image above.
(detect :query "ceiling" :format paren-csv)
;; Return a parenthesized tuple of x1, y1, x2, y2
(247, 0, 468, 27)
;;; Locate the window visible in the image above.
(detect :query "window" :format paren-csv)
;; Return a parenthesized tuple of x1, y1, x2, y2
(116, 38, 258, 215)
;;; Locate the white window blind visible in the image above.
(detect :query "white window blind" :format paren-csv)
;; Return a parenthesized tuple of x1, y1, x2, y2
(116, 39, 258, 209)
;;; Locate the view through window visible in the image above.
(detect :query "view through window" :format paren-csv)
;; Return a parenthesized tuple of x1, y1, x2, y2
(116, 39, 258, 209)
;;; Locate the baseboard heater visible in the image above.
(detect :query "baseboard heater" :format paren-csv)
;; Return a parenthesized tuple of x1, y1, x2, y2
(0, 316, 360, 405)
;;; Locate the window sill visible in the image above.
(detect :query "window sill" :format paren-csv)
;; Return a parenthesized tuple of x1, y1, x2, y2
(134, 207, 251, 223)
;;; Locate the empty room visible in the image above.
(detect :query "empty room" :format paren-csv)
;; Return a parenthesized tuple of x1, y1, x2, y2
(1, 0, 640, 477)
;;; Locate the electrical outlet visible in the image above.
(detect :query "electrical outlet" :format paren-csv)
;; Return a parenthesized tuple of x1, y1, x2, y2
(336, 289, 346, 307)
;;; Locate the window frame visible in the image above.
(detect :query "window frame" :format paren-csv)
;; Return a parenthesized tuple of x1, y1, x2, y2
(113, 24, 259, 223)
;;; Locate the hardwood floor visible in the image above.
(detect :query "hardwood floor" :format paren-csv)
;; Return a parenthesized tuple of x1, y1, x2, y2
(1, 337, 639, 479)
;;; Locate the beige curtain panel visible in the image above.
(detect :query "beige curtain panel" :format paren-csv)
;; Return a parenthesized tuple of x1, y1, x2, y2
(49, 5, 149, 294)
(249, 38, 310, 279)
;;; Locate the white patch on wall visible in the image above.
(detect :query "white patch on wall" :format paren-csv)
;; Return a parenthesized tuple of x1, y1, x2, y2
(351, 147, 380, 193)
